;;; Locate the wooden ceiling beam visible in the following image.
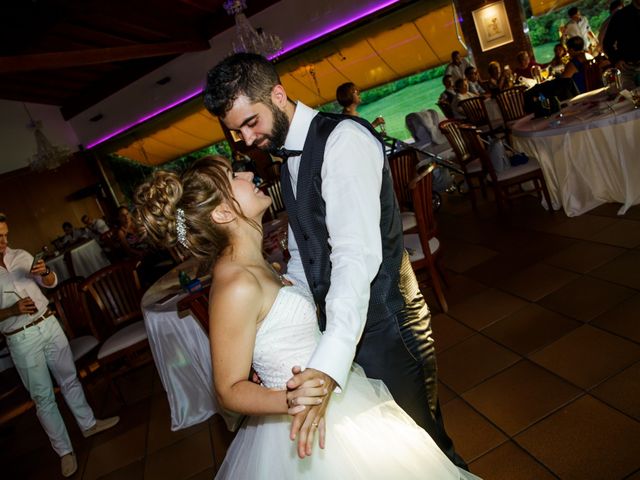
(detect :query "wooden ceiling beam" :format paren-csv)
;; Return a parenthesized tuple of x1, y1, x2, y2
(0, 40, 211, 73)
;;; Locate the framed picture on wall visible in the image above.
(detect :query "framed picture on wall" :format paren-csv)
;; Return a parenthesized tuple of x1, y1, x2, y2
(472, 0, 514, 52)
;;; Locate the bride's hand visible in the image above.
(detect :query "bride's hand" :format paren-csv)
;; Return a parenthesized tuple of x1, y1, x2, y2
(286, 373, 327, 413)
(287, 367, 336, 458)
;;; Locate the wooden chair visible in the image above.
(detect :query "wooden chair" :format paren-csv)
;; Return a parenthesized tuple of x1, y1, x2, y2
(388, 149, 422, 232)
(458, 96, 497, 135)
(439, 120, 487, 211)
(80, 260, 151, 400)
(50, 277, 100, 371)
(49, 277, 102, 404)
(403, 166, 448, 312)
(260, 180, 286, 221)
(495, 86, 527, 145)
(458, 125, 553, 214)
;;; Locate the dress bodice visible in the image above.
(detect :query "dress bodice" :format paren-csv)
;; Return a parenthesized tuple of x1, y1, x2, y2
(253, 285, 321, 389)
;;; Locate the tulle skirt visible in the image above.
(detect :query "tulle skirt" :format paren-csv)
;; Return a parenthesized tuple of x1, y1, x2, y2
(215, 365, 480, 479)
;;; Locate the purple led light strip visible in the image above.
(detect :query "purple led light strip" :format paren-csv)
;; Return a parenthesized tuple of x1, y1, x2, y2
(86, 0, 400, 150)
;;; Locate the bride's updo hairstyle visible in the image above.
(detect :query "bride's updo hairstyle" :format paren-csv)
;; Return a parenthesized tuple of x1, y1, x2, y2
(134, 155, 251, 260)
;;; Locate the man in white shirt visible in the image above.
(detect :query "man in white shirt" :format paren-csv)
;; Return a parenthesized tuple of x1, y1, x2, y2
(563, 6, 599, 51)
(0, 213, 119, 477)
(60, 221, 89, 247)
(204, 53, 466, 469)
(444, 50, 474, 84)
(81, 214, 110, 239)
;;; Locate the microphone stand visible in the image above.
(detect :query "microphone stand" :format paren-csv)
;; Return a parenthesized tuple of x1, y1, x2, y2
(381, 134, 464, 176)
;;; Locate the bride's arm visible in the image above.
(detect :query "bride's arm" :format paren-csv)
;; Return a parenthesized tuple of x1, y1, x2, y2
(209, 270, 289, 416)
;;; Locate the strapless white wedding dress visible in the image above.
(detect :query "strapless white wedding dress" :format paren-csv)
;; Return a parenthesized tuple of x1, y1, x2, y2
(215, 285, 480, 479)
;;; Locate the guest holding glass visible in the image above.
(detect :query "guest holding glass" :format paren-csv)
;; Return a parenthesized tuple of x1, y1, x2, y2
(0, 213, 119, 478)
(548, 44, 568, 77)
(336, 82, 385, 130)
(486, 61, 512, 94)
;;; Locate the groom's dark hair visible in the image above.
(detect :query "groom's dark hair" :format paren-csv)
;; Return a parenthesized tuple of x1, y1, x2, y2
(204, 52, 281, 117)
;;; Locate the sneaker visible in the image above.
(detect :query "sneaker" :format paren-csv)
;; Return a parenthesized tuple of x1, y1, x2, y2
(61, 452, 77, 477)
(82, 416, 120, 438)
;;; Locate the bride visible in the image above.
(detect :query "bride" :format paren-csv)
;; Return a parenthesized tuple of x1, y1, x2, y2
(135, 156, 480, 480)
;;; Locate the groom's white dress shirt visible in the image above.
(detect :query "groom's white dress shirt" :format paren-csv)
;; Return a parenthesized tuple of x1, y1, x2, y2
(283, 102, 384, 389)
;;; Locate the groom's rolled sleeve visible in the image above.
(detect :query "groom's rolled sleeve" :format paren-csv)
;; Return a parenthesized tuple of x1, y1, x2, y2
(306, 121, 383, 389)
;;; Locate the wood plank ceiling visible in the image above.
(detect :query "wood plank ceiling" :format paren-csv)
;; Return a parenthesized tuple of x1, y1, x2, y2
(0, 0, 280, 120)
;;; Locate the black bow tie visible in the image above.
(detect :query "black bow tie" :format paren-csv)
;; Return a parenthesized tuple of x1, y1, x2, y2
(272, 147, 302, 161)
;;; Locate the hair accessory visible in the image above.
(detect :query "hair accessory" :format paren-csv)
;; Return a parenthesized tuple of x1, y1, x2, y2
(176, 208, 188, 248)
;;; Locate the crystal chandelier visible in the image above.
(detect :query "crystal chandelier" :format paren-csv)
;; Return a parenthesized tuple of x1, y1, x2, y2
(24, 105, 71, 172)
(223, 0, 282, 58)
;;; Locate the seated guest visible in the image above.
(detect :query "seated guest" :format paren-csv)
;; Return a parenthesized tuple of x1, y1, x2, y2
(513, 51, 544, 79)
(465, 66, 487, 96)
(548, 44, 568, 76)
(116, 205, 172, 286)
(562, 36, 588, 93)
(451, 78, 477, 119)
(438, 74, 456, 105)
(486, 61, 512, 94)
(81, 214, 109, 239)
(60, 221, 89, 248)
(336, 82, 385, 128)
(116, 206, 149, 259)
(445, 50, 473, 83)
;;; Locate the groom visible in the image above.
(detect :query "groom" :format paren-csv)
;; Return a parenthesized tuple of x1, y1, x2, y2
(204, 53, 466, 468)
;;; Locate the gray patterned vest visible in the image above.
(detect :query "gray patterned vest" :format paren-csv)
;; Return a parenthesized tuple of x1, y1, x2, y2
(281, 113, 405, 330)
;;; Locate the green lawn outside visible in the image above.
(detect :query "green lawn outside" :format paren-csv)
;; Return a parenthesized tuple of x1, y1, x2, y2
(356, 41, 558, 142)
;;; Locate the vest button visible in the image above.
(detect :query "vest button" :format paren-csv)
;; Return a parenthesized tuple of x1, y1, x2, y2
(309, 258, 314, 265)
(303, 234, 309, 240)
(313, 281, 317, 288)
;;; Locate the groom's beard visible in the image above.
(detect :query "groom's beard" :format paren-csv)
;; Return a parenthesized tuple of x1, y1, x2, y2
(259, 104, 289, 154)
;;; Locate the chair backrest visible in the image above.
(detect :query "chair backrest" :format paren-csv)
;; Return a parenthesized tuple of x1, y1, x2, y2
(436, 100, 454, 119)
(458, 96, 490, 128)
(438, 120, 476, 172)
(81, 260, 143, 332)
(388, 149, 420, 210)
(458, 125, 498, 182)
(177, 286, 212, 335)
(409, 166, 438, 245)
(50, 276, 99, 339)
(495, 86, 527, 123)
(260, 180, 286, 220)
(584, 58, 603, 92)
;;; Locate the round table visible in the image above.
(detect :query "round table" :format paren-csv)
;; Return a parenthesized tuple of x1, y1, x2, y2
(512, 87, 640, 216)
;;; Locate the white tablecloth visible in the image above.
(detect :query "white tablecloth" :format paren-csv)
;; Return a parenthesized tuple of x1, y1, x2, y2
(512, 88, 640, 216)
(141, 219, 289, 431)
(48, 239, 110, 281)
(141, 259, 237, 431)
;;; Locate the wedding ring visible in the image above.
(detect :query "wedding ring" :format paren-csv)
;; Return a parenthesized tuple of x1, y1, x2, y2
(311, 422, 319, 428)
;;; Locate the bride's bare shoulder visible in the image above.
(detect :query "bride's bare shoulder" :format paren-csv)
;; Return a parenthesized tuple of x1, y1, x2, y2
(211, 261, 262, 304)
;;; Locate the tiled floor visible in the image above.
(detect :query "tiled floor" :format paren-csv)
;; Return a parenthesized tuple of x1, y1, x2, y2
(2, 193, 640, 479)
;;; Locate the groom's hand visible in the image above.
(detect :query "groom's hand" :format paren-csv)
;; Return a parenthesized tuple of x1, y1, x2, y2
(287, 367, 336, 458)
